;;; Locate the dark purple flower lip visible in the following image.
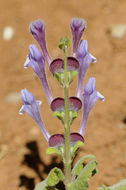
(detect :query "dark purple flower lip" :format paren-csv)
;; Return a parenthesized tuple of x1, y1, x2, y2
(69, 97, 82, 111)
(50, 57, 79, 74)
(49, 133, 84, 147)
(50, 58, 63, 74)
(50, 97, 64, 112)
(51, 97, 82, 112)
(67, 57, 79, 71)
(70, 132, 84, 145)
(49, 134, 64, 147)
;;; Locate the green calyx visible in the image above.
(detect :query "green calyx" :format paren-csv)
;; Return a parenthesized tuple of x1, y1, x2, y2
(53, 110, 78, 125)
(54, 70, 78, 86)
(46, 141, 84, 162)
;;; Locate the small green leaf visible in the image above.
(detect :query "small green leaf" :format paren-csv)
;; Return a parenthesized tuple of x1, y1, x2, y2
(46, 147, 62, 157)
(68, 159, 98, 190)
(35, 180, 47, 190)
(46, 167, 64, 186)
(65, 37, 71, 48)
(53, 110, 78, 124)
(35, 180, 58, 190)
(58, 37, 70, 50)
(69, 111, 78, 125)
(72, 154, 96, 176)
(71, 141, 84, 159)
(53, 111, 64, 123)
(54, 71, 77, 86)
(69, 71, 78, 84)
(54, 73, 64, 86)
(98, 185, 109, 190)
(98, 179, 126, 190)
(34, 168, 64, 190)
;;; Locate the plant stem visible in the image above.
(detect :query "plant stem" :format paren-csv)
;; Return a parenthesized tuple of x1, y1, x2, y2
(63, 47, 71, 190)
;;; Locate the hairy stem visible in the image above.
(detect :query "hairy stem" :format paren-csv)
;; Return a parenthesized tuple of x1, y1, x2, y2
(63, 48, 71, 189)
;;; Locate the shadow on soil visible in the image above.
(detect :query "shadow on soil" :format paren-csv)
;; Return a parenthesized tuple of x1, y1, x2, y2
(19, 140, 65, 190)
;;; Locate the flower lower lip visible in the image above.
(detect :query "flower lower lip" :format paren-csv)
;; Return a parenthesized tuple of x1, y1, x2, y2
(48, 133, 84, 147)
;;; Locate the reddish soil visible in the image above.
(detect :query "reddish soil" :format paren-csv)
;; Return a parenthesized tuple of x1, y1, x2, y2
(0, 0, 126, 189)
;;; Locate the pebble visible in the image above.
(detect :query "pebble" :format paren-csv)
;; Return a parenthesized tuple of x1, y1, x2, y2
(107, 24, 126, 39)
(118, 123, 125, 129)
(5, 92, 21, 103)
(29, 127, 40, 136)
(0, 144, 8, 159)
(3, 26, 15, 41)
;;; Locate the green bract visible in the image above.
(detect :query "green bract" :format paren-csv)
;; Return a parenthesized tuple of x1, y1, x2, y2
(54, 70, 78, 86)
(53, 110, 78, 124)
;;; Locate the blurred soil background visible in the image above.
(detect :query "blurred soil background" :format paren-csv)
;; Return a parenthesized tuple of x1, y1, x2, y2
(0, 0, 126, 189)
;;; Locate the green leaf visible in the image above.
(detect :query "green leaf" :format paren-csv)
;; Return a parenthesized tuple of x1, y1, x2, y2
(72, 154, 96, 176)
(46, 147, 62, 157)
(68, 159, 98, 190)
(54, 71, 77, 86)
(53, 111, 64, 123)
(69, 111, 78, 125)
(71, 141, 84, 159)
(98, 179, 126, 190)
(34, 168, 64, 190)
(65, 37, 71, 48)
(69, 71, 78, 84)
(35, 180, 58, 190)
(46, 167, 64, 186)
(54, 73, 64, 86)
(35, 180, 47, 190)
(58, 37, 70, 50)
(53, 110, 78, 125)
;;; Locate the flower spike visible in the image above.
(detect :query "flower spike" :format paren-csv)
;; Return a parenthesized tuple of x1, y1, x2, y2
(30, 20, 51, 66)
(19, 89, 50, 141)
(77, 40, 97, 100)
(70, 18, 86, 57)
(79, 78, 104, 136)
(24, 44, 53, 104)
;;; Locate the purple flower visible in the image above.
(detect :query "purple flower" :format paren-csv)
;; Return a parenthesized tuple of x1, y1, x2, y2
(30, 20, 51, 66)
(70, 18, 86, 57)
(24, 44, 53, 104)
(19, 89, 50, 141)
(77, 40, 97, 100)
(79, 78, 104, 136)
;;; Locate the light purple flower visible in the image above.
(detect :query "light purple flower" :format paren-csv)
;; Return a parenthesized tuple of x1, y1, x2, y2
(24, 44, 53, 104)
(70, 18, 86, 57)
(19, 89, 50, 141)
(30, 20, 51, 66)
(79, 78, 104, 136)
(77, 40, 97, 99)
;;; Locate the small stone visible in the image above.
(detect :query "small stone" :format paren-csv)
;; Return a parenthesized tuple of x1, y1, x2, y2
(107, 24, 126, 39)
(5, 92, 21, 103)
(118, 123, 125, 129)
(0, 144, 8, 159)
(13, 136, 22, 145)
(29, 127, 40, 136)
(3, 26, 15, 40)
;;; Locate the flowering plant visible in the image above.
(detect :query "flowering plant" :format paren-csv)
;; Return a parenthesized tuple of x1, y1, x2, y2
(19, 18, 126, 190)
